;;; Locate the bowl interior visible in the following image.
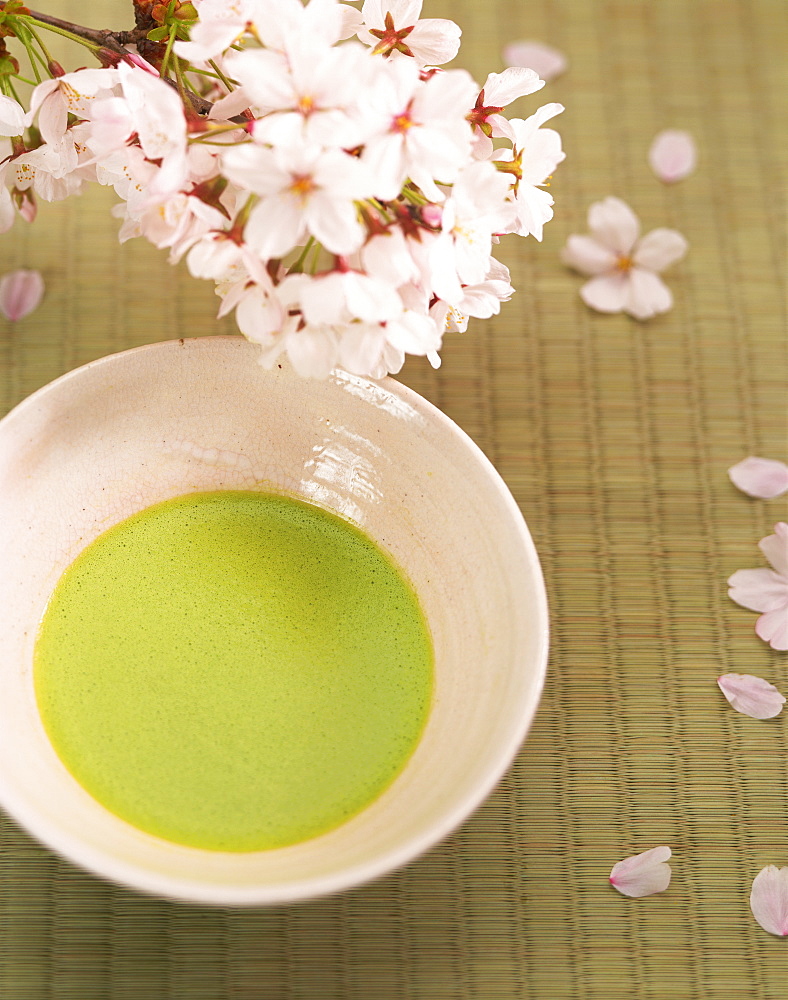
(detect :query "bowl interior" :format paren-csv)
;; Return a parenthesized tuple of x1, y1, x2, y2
(0, 336, 548, 904)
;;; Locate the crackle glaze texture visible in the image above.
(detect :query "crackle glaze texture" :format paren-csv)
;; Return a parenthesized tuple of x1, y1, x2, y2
(0, 337, 548, 904)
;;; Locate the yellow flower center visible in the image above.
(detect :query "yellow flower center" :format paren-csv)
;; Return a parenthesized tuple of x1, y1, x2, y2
(393, 112, 413, 134)
(289, 174, 316, 201)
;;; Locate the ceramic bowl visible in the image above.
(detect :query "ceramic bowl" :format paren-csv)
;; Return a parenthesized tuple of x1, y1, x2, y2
(0, 336, 548, 905)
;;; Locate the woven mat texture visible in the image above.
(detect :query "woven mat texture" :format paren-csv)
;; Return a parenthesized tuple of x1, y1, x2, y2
(0, 0, 786, 996)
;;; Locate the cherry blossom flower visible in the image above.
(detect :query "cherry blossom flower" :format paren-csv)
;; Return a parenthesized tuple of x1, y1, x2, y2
(26, 69, 119, 146)
(174, 0, 259, 63)
(222, 143, 374, 256)
(468, 67, 545, 159)
(116, 64, 188, 197)
(359, 57, 477, 201)
(0, 269, 45, 321)
(354, 0, 461, 66)
(648, 129, 697, 184)
(562, 197, 688, 320)
(609, 846, 672, 898)
(502, 40, 568, 82)
(495, 102, 565, 240)
(427, 160, 516, 306)
(717, 673, 785, 719)
(728, 523, 788, 650)
(750, 866, 788, 937)
(226, 39, 371, 149)
(728, 456, 788, 500)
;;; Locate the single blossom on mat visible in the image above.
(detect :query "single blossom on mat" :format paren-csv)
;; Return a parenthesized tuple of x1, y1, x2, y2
(561, 197, 688, 320)
(728, 456, 788, 499)
(0, 269, 44, 321)
(648, 129, 697, 183)
(502, 40, 568, 81)
(717, 673, 785, 719)
(750, 866, 788, 937)
(728, 523, 788, 651)
(609, 846, 672, 897)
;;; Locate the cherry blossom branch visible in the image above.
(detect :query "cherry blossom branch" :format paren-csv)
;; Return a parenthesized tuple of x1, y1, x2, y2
(0, 3, 143, 56)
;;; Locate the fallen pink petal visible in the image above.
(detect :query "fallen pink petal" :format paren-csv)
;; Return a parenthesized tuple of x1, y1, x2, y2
(648, 129, 697, 183)
(502, 40, 568, 82)
(609, 846, 672, 898)
(728, 456, 788, 499)
(750, 866, 788, 937)
(0, 269, 45, 321)
(728, 523, 788, 651)
(717, 673, 785, 720)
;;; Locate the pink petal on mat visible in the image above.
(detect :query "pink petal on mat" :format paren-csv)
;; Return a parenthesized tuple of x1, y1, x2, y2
(729, 456, 788, 499)
(717, 673, 785, 720)
(750, 866, 788, 937)
(0, 269, 44, 321)
(502, 40, 568, 82)
(609, 846, 672, 898)
(648, 129, 697, 183)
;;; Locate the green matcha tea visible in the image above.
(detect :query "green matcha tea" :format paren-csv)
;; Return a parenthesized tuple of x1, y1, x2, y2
(34, 491, 433, 852)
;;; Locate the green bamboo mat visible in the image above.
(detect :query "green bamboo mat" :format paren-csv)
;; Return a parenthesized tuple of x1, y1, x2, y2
(1, 0, 786, 996)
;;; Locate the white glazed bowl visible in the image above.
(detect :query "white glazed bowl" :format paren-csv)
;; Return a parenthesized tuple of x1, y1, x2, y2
(0, 336, 548, 905)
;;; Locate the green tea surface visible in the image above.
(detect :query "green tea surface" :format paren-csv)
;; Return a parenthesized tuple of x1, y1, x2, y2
(35, 491, 432, 851)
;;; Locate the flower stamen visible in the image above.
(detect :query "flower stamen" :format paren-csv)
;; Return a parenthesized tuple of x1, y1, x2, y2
(616, 253, 633, 271)
(289, 173, 315, 202)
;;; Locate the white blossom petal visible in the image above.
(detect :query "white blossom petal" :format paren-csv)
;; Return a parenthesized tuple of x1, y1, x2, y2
(502, 40, 568, 81)
(717, 673, 786, 719)
(0, 269, 45, 321)
(587, 196, 640, 255)
(729, 457, 788, 499)
(482, 67, 545, 106)
(623, 267, 674, 320)
(632, 229, 689, 273)
(728, 525, 788, 650)
(728, 568, 788, 613)
(750, 866, 788, 937)
(759, 522, 788, 577)
(649, 129, 697, 183)
(286, 326, 338, 379)
(579, 272, 629, 313)
(405, 19, 462, 66)
(561, 234, 617, 276)
(755, 608, 788, 651)
(0, 94, 26, 136)
(610, 846, 672, 898)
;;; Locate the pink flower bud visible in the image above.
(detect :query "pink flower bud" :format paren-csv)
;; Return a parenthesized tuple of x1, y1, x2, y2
(12, 187, 37, 224)
(0, 269, 45, 321)
(421, 204, 443, 228)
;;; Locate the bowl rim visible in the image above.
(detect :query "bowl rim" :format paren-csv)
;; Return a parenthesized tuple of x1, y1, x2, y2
(0, 335, 550, 905)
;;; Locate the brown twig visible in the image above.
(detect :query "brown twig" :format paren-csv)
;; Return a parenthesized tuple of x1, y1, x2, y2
(0, 3, 144, 56)
(0, 1, 214, 117)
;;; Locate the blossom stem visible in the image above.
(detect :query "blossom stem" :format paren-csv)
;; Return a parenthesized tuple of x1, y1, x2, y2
(231, 193, 257, 236)
(23, 16, 102, 54)
(291, 237, 315, 273)
(159, 25, 177, 79)
(208, 59, 236, 92)
(187, 122, 247, 143)
(400, 185, 428, 206)
(23, 20, 55, 66)
(19, 35, 42, 83)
